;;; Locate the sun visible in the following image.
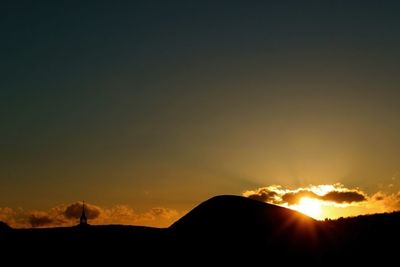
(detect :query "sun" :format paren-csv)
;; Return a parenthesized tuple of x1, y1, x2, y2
(292, 197, 322, 219)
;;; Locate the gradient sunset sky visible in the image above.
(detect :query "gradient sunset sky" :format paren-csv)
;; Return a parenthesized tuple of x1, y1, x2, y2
(1, 1, 400, 227)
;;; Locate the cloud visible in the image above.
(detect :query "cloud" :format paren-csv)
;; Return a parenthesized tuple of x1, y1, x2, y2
(321, 191, 366, 203)
(149, 207, 179, 220)
(244, 183, 400, 219)
(371, 191, 400, 211)
(0, 207, 16, 222)
(282, 190, 321, 205)
(280, 189, 366, 205)
(244, 184, 367, 206)
(247, 188, 280, 204)
(64, 202, 101, 220)
(29, 212, 56, 227)
(0, 202, 179, 228)
(0, 207, 22, 227)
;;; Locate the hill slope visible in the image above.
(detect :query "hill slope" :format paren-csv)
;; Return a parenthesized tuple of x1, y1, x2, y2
(1, 195, 400, 264)
(169, 195, 327, 262)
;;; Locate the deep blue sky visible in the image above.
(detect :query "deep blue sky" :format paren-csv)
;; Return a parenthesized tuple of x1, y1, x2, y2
(1, 1, 400, 212)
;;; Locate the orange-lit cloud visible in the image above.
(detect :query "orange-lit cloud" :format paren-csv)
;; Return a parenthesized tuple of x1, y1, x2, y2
(29, 211, 62, 227)
(0, 202, 179, 228)
(243, 184, 400, 219)
(65, 202, 101, 220)
(321, 191, 366, 203)
(244, 184, 367, 205)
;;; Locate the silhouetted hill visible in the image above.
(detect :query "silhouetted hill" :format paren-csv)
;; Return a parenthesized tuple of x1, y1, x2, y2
(1, 195, 399, 264)
(323, 211, 400, 262)
(168, 195, 328, 263)
(171, 195, 316, 230)
(0, 221, 11, 231)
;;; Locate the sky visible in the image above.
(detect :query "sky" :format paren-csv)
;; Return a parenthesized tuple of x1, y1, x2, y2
(1, 1, 400, 227)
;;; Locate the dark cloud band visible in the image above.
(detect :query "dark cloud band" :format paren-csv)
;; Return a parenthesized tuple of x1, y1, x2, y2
(245, 184, 367, 205)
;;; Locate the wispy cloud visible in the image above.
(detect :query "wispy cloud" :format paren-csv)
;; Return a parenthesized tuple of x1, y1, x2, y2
(0, 202, 179, 228)
(370, 191, 400, 211)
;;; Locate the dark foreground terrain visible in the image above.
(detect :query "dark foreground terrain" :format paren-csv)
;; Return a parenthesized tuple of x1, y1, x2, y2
(1, 195, 399, 264)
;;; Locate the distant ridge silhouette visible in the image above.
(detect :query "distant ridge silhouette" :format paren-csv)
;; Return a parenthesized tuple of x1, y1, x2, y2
(0, 221, 11, 231)
(1, 195, 399, 265)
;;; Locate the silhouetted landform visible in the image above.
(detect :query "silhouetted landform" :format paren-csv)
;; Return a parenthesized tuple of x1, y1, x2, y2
(0, 221, 11, 231)
(169, 195, 327, 262)
(1, 195, 399, 264)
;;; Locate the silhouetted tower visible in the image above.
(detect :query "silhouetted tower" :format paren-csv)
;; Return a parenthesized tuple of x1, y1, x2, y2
(80, 201, 88, 225)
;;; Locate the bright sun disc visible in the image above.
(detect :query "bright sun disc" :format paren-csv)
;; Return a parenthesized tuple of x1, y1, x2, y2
(293, 197, 322, 219)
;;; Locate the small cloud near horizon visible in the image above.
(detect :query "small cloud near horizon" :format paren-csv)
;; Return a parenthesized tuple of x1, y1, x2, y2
(65, 202, 101, 220)
(0, 202, 179, 228)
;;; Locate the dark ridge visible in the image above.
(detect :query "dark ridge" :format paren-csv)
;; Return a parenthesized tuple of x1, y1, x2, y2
(171, 194, 316, 230)
(0, 221, 11, 231)
(170, 195, 321, 245)
(1, 195, 399, 264)
(169, 195, 326, 262)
